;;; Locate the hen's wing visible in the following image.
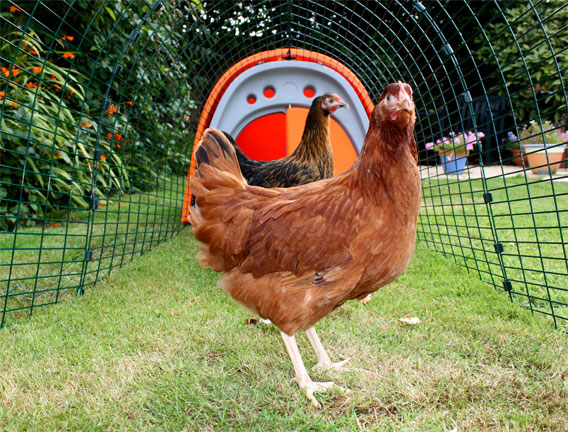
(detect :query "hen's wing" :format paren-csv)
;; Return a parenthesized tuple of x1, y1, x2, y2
(204, 176, 366, 278)
(246, 157, 321, 188)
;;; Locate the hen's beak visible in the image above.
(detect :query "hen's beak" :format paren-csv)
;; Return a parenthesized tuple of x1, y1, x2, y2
(399, 101, 412, 111)
(397, 95, 412, 112)
(336, 96, 349, 109)
(329, 97, 349, 112)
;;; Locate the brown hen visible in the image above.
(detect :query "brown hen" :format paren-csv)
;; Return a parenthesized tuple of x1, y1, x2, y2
(190, 82, 420, 408)
(226, 93, 348, 187)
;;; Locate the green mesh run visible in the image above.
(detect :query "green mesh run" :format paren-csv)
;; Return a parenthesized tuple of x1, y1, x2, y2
(1, 1, 566, 329)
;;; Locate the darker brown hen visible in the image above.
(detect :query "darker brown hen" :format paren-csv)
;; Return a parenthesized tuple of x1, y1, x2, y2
(226, 93, 348, 187)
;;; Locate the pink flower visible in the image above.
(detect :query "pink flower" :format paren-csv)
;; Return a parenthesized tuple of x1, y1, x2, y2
(463, 131, 484, 148)
(425, 141, 434, 150)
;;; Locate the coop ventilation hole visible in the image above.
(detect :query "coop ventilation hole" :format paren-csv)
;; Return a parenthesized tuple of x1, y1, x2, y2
(263, 86, 275, 98)
(304, 86, 315, 98)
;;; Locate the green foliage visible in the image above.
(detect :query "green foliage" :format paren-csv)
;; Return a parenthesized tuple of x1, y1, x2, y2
(476, 2, 568, 123)
(0, 2, 195, 231)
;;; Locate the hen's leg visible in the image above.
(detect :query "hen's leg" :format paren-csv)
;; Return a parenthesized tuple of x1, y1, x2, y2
(305, 326, 350, 372)
(280, 331, 335, 408)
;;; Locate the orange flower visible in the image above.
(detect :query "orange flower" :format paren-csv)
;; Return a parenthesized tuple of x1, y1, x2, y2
(1, 67, 20, 77)
(0, 91, 5, 100)
(25, 82, 37, 89)
(107, 104, 117, 115)
(55, 152, 62, 158)
(11, 101, 19, 109)
(29, 50, 39, 56)
(106, 133, 112, 139)
(84, 122, 92, 128)
(32, 67, 42, 74)
(50, 223, 60, 227)
(116, 143, 121, 149)
(62, 36, 74, 41)
(101, 154, 107, 162)
(53, 83, 61, 90)
(62, 52, 75, 60)
(9, 6, 21, 13)
(69, 89, 74, 95)
(126, 101, 133, 106)
(114, 133, 122, 141)
(51, 75, 57, 80)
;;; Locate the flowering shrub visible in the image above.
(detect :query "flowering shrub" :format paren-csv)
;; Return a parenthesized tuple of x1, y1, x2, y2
(520, 120, 567, 145)
(502, 131, 521, 150)
(502, 120, 568, 151)
(425, 131, 485, 158)
(1, 2, 195, 230)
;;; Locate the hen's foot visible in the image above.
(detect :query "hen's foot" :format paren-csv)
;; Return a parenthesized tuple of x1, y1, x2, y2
(299, 379, 334, 408)
(297, 378, 350, 408)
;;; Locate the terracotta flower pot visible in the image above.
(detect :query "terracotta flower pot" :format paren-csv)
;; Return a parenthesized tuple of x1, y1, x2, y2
(522, 143, 567, 174)
(510, 149, 526, 167)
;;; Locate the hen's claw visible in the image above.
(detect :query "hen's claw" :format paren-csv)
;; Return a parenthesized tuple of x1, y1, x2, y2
(299, 380, 351, 408)
(313, 357, 351, 373)
(300, 380, 334, 408)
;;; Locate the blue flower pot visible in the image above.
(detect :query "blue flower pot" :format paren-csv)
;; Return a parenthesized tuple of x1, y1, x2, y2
(440, 155, 467, 175)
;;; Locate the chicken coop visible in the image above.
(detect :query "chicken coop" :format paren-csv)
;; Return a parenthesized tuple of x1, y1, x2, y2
(1, 1, 567, 330)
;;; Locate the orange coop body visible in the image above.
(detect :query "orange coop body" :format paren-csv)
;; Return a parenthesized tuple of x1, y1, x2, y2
(182, 48, 374, 223)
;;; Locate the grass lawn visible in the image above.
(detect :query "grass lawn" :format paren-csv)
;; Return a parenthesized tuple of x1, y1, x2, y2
(1, 229, 566, 431)
(0, 179, 186, 326)
(420, 174, 568, 329)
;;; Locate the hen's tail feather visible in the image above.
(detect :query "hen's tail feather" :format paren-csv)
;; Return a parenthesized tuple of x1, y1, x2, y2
(189, 128, 252, 270)
(222, 131, 249, 161)
(192, 128, 246, 187)
(222, 130, 258, 180)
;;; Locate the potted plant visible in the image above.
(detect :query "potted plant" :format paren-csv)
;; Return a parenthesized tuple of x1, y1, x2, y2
(426, 131, 485, 175)
(518, 120, 568, 174)
(502, 131, 526, 167)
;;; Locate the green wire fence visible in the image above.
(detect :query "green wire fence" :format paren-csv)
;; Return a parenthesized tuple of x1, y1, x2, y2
(1, 0, 566, 330)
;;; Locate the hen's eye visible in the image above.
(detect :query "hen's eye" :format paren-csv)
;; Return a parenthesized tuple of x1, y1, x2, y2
(387, 95, 392, 101)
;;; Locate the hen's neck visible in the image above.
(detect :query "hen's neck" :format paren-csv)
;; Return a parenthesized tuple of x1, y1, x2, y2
(292, 109, 331, 161)
(350, 120, 417, 200)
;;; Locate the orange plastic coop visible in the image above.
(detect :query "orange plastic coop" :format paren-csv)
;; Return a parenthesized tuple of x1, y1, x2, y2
(181, 48, 374, 222)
